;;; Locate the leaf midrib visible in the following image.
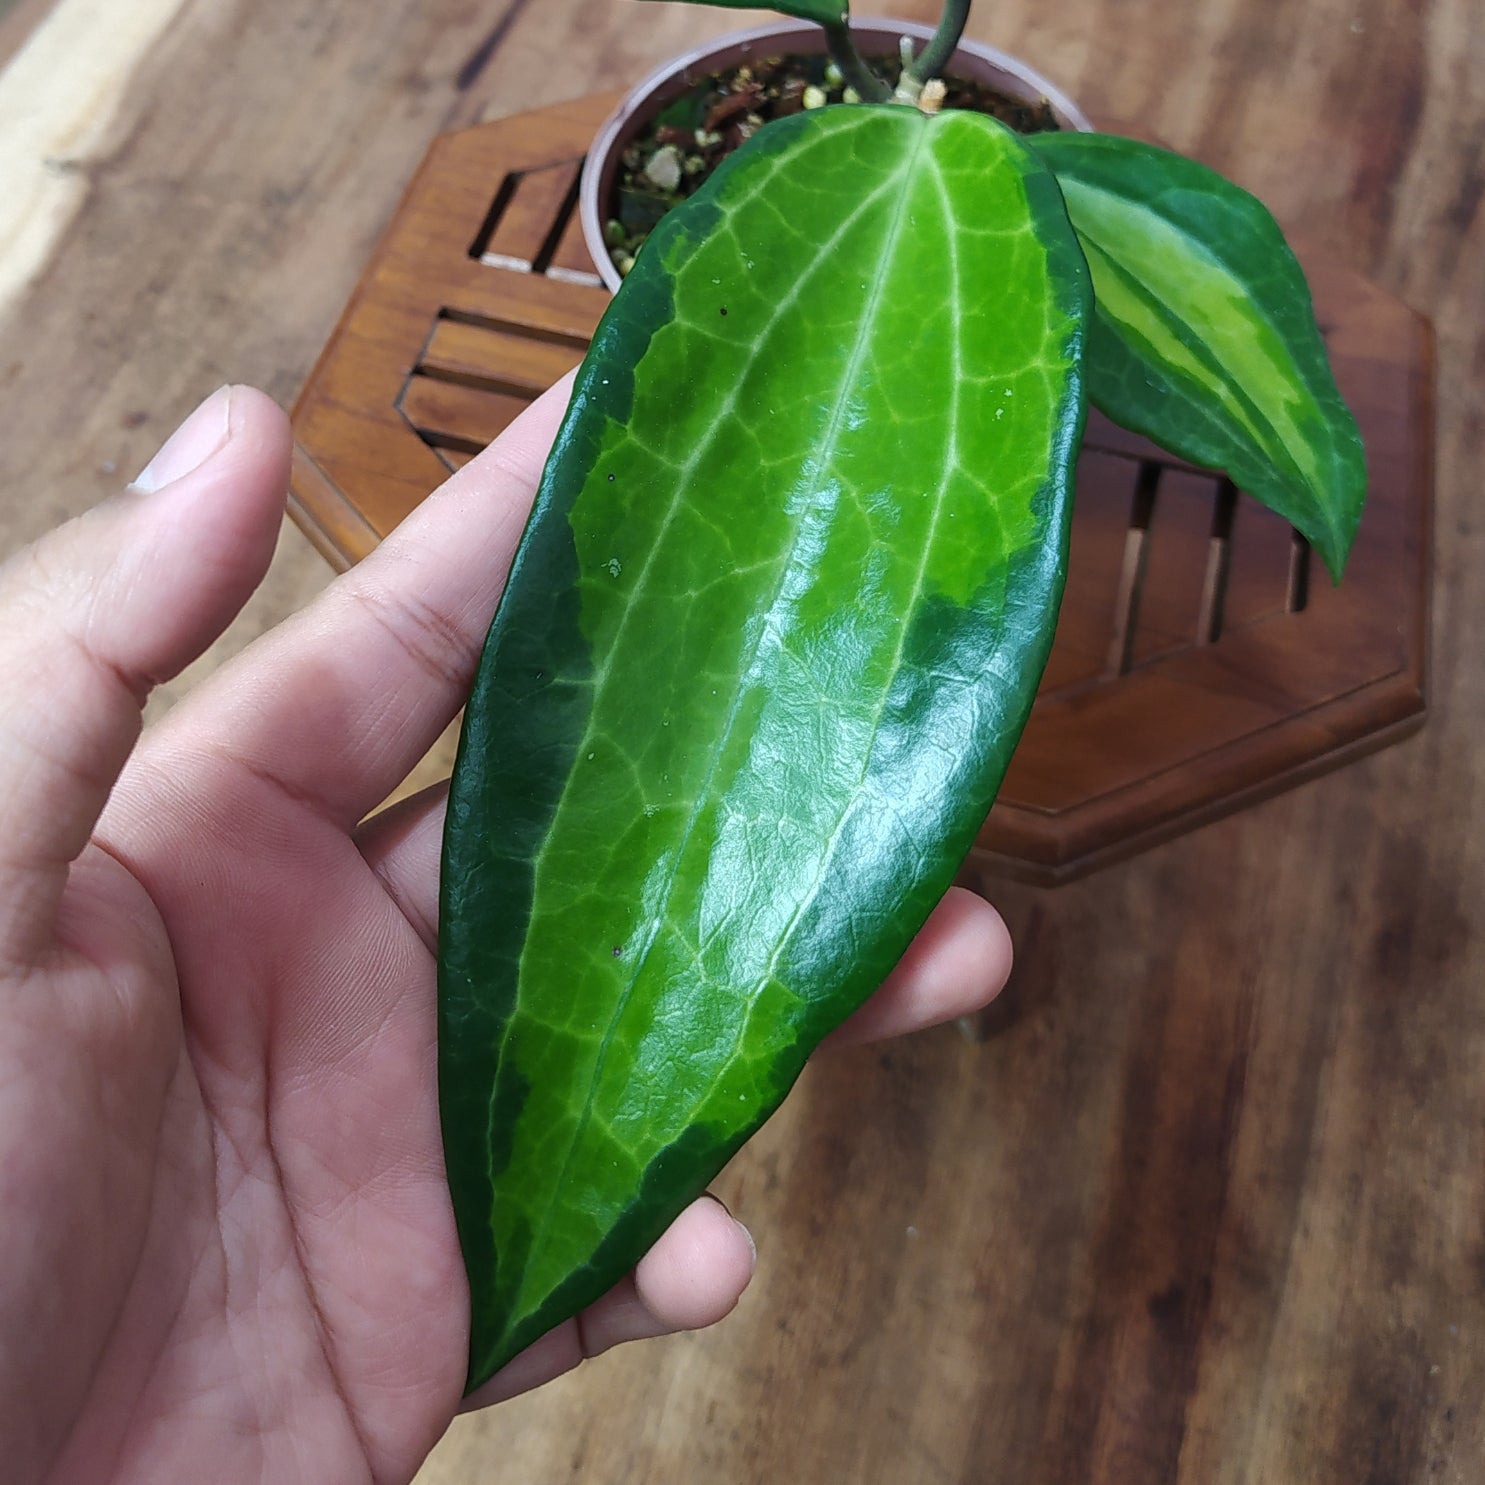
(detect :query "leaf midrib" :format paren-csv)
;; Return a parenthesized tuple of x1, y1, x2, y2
(478, 115, 893, 1244)
(679, 140, 987, 1118)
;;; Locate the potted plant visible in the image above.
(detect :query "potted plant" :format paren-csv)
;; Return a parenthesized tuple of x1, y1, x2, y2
(438, 0, 1365, 1391)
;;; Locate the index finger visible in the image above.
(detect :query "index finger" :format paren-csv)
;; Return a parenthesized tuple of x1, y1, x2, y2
(145, 373, 575, 828)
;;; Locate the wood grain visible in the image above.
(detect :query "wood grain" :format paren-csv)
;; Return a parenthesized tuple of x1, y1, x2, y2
(0, 0, 190, 314)
(0, 2, 1480, 1483)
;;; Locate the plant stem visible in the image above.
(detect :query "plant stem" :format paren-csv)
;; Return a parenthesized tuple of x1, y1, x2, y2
(903, 0, 972, 87)
(821, 20, 892, 103)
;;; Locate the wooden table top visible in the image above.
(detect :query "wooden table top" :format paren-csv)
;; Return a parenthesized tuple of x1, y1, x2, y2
(1, 3, 1481, 1482)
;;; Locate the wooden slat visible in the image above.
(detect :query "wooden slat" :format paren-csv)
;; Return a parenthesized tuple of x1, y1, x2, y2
(1040, 450, 1142, 695)
(443, 255, 609, 343)
(287, 442, 380, 570)
(420, 315, 586, 393)
(398, 374, 530, 448)
(1127, 468, 1222, 668)
(548, 193, 604, 283)
(1223, 492, 1301, 630)
(481, 158, 581, 268)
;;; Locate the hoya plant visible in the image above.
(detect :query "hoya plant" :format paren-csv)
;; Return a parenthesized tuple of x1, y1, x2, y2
(439, 0, 1365, 1389)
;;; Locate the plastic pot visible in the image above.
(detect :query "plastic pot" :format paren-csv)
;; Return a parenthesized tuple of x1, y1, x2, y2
(579, 18, 1092, 293)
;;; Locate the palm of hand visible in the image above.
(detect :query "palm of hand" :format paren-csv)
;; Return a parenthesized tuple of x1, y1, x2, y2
(0, 385, 1010, 1485)
(39, 744, 459, 1483)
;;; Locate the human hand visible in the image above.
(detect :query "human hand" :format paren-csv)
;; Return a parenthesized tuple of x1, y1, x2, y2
(0, 380, 1013, 1485)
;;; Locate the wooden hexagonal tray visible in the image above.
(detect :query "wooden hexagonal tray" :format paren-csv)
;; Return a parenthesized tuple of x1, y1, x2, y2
(289, 93, 1432, 885)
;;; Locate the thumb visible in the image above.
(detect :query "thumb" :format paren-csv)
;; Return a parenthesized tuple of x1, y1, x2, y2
(0, 385, 291, 965)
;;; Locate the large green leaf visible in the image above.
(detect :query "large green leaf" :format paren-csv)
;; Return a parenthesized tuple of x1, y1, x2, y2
(1030, 131, 1366, 580)
(440, 104, 1089, 1389)
(639, 0, 847, 26)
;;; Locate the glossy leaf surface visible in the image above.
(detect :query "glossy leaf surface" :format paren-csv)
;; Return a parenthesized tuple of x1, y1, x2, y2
(440, 104, 1089, 1388)
(1031, 131, 1366, 580)
(639, 0, 848, 26)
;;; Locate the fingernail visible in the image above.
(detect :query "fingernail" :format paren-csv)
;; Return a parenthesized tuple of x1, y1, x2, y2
(133, 386, 233, 493)
(708, 1195, 757, 1268)
(736, 1218, 757, 1269)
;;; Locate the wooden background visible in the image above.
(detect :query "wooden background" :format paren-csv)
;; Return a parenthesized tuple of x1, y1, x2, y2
(1, 1, 1481, 1481)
